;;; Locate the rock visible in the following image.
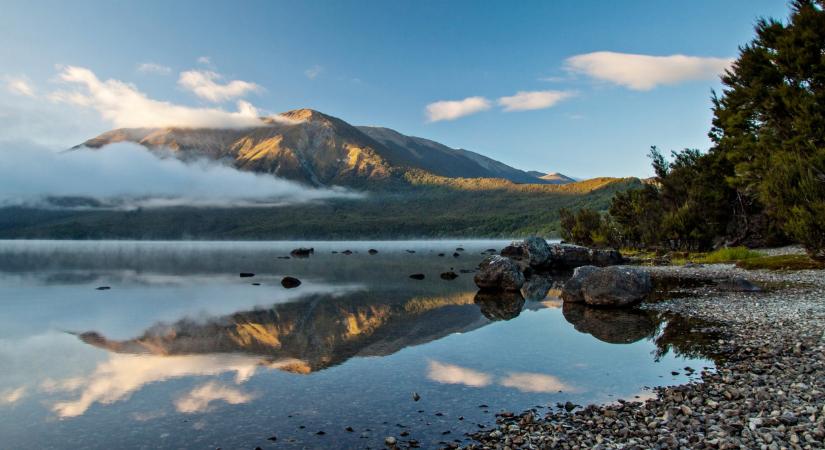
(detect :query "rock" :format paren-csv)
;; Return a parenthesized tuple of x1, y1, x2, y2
(368, 249, 379, 255)
(277, 256, 291, 259)
(239, 272, 254, 278)
(500, 236, 551, 270)
(438, 253, 445, 257)
(412, 392, 421, 402)
(281, 276, 302, 288)
(267, 435, 277, 441)
(406, 249, 415, 253)
(474, 255, 526, 291)
(290, 247, 314, 258)
(548, 243, 593, 269)
(452, 252, 460, 257)
(559, 266, 600, 303)
(474, 290, 525, 321)
(716, 277, 762, 292)
(251, 282, 261, 286)
(562, 266, 652, 307)
(409, 273, 425, 280)
(342, 250, 353, 255)
(95, 286, 111, 290)
(590, 248, 624, 267)
(384, 436, 397, 446)
(440, 271, 458, 280)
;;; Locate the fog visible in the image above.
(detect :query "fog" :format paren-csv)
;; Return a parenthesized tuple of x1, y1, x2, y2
(0, 141, 360, 209)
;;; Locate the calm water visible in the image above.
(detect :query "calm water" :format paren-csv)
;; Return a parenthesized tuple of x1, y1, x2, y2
(0, 240, 714, 449)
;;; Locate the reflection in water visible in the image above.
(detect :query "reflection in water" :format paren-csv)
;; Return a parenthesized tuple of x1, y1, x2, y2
(474, 290, 525, 321)
(520, 275, 566, 302)
(426, 360, 492, 387)
(1, 386, 26, 405)
(561, 303, 658, 344)
(175, 381, 255, 414)
(499, 372, 575, 394)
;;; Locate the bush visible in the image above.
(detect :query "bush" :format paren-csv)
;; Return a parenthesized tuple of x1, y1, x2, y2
(695, 247, 762, 263)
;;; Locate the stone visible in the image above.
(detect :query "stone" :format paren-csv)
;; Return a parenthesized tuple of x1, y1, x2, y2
(409, 273, 425, 280)
(562, 266, 652, 307)
(549, 243, 593, 269)
(290, 247, 314, 257)
(560, 265, 600, 303)
(590, 248, 624, 267)
(281, 276, 302, 288)
(239, 272, 254, 278)
(440, 271, 458, 280)
(474, 255, 526, 291)
(368, 249, 379, 255)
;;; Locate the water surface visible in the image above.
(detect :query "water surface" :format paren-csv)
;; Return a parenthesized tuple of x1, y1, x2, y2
(0, 240, 714, 449)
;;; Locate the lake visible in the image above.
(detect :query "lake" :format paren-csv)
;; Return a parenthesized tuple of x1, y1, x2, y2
(0, 240, 714, 449)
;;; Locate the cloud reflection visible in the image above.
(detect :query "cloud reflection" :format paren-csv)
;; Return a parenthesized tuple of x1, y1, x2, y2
(43, 353, 303, 418)
(426, 360, 492, 387)
(1, 386, 26, 405)
(499, 372, 575, 393)
(174, 381, 254, 413)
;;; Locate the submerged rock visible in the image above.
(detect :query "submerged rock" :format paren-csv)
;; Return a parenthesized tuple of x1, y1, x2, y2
(290, 247, 314, 258)
(368, 249, 379, 255)
(562, 266, 652, 307)
(239, 272, 255, 278)
(474, 290, 525, 321)
(409, 273, 425, 280)
(440, 271, 458, 280)
(474, 255, 525, 291)
(281, 276, 302, 288)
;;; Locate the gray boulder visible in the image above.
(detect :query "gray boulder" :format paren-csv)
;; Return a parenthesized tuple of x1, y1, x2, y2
(590, 248, 624, 267)
(560, 266, 600, 303)
(500, 236, 551, 270)
(549, 244, 593, 269)
(474, 255, 526, 291)
(561, 266, 652, 307)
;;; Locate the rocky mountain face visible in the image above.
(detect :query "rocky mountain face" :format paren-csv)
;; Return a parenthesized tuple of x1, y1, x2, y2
(79, 109, 560, 187)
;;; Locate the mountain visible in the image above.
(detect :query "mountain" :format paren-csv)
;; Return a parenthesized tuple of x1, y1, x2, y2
(539, 172, 577, 184)
(79, 109, 550, 187)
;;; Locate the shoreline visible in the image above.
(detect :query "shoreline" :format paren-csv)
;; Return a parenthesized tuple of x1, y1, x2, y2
(463, 263, 825, 449)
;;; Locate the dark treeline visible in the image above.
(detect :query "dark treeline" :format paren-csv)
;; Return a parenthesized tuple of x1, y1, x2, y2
(561, 0, 825, 260)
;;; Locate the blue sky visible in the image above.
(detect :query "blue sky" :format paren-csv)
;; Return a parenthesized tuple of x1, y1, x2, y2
(0, 0, 790, 178)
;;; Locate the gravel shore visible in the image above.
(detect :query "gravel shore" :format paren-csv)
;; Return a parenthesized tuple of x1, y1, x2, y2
(464, 263, 825, 450)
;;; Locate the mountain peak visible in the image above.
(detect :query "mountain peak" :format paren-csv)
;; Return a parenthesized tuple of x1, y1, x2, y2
(279, 108, 332, 122)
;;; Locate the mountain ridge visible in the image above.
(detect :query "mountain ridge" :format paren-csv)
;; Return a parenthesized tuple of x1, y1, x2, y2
(79, 108, 568, 187)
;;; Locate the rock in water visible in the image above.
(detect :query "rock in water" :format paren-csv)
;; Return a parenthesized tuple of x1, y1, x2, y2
(715, 276, 762, 292)
(474, 255, 526, 291)
(500, 236, 551, 270)
(95, 286, 111, 290)
(549, 244, 593, 269)
(562, 266, 651, 307)
(560, 266, 600, 303)
(440, 271, 458, 280)
(281, 276, 302, 288)
(409, 273, 425, 280)
(239, 272, 255, 278)
(590, 248, 624, 266)
(290, 247, 314, 258)
(412, 392, 421, 401)
(368, 249, 378, 255)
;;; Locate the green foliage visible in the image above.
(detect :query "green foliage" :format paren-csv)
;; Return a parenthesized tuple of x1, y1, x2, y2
(559, 207, 618, 248)
(694, 247, 762, 264)
(736, 254, 825, 270)
(710, 0, 825, 259)
(0, 179, 641, 240)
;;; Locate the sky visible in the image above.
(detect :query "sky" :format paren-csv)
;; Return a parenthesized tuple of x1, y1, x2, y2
(0, 0, 791, 178)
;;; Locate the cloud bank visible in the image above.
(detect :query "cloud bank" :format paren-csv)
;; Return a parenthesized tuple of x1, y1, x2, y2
(0, 141, 359, 209)
(426, 96, 491, 122)
(50, 66, 266, 128)
(565, 51, 733, 90)
(498, 90, 574, 112)
(178, 70, 262, 102)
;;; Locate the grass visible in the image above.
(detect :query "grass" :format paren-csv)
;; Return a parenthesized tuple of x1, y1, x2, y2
(736, 254, 825, 270)
(693, 247, 762, 264)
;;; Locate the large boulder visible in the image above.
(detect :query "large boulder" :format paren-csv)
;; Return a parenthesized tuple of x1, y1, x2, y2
(474, 255, 525, 291)
(561, 266, 652, 307)
(548, 244, 593, 269)
(590, 248, 624, 267)
(500, 236, 551, 270)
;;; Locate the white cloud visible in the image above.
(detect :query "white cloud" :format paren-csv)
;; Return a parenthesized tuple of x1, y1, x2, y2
(137, 62, 171, 75)
(426, 360, 492, 387)
(51, 65, 265, 128)
(425, 96, 491, 122)
(499, 372, 575, 393)
(197, 56, 211, 65)
(178, 69, 262, 103)
(498, 90, 574, 112)
(4, 76, 35, 97)
(0, 141, 360, 209)
(1, 386, 26, 405)
(174, 381, 254, 413)
(565, 51, 733, 91)
(304, 65, 323, 80)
